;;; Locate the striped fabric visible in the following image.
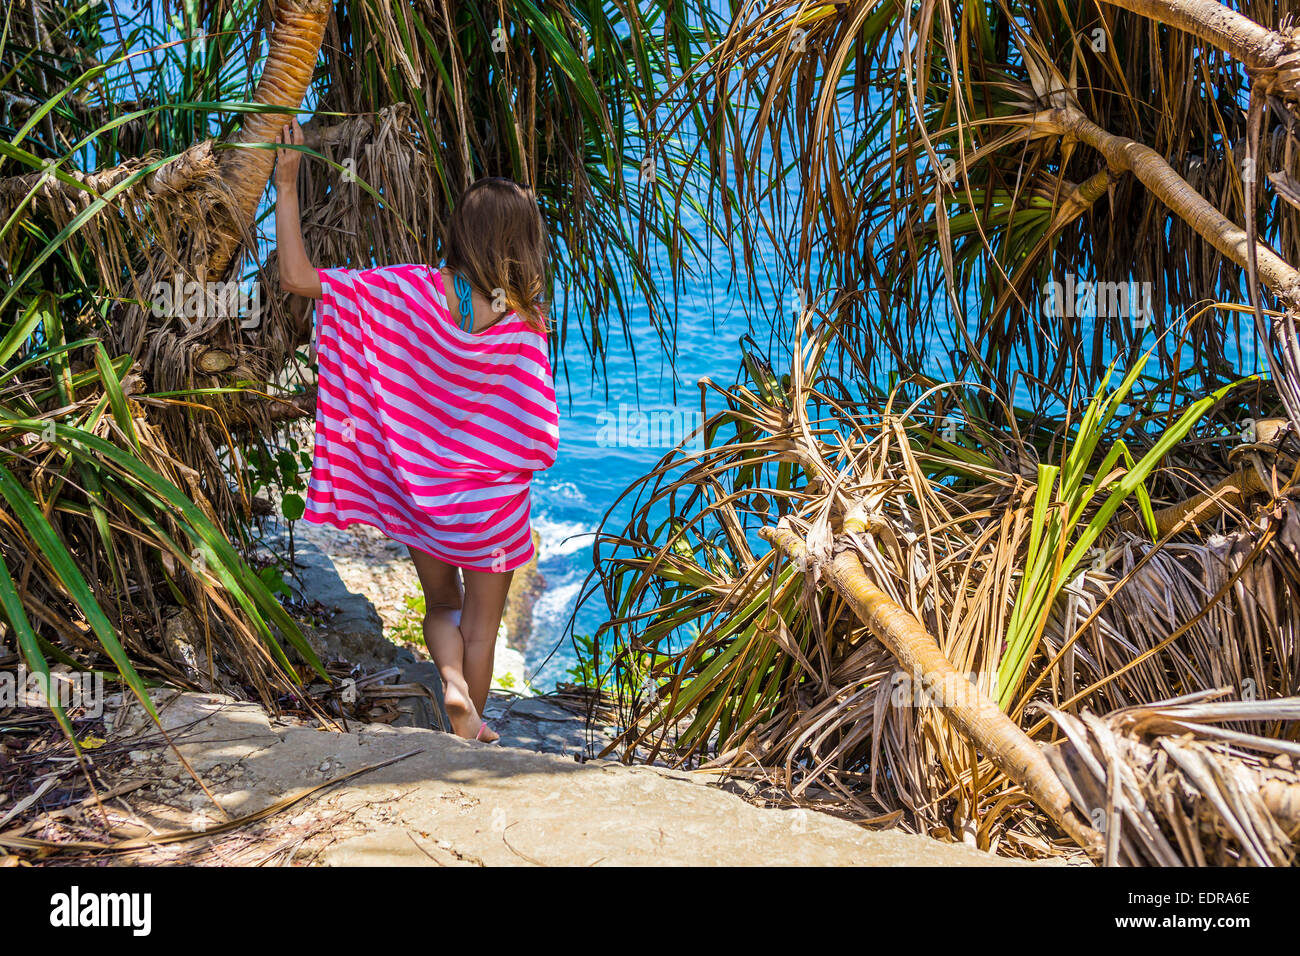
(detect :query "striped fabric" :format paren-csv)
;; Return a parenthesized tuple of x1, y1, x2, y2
(303, 264, 559, 572)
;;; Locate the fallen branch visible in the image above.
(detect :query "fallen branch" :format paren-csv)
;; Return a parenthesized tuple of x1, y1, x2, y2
(760, 518, 1105, 858)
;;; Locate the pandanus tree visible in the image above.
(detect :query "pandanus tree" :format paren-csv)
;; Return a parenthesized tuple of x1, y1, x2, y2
(591, 0, 1300, 863)
(649, 0, 1300, 407)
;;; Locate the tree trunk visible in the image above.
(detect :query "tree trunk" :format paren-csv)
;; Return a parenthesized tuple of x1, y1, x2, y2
(1119, 465, 1272, 537)
(761, 521, 1105, 857)
(1100, 0, 1300, 102)
(207, 0, 330, 279)
(1037, 107, 1300, 309)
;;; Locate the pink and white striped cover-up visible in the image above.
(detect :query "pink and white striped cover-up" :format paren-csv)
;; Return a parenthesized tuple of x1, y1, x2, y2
(303, 263, 559, 572)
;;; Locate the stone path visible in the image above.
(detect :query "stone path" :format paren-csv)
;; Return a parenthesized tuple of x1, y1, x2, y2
(482, 694, 609, 756)
(103, 690, 1025, 866)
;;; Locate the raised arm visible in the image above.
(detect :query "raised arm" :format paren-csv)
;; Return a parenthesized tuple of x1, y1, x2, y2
(274, 119, 322, 299)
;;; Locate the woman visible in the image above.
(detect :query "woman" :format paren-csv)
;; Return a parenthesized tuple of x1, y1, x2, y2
(273, 119, 559, 742)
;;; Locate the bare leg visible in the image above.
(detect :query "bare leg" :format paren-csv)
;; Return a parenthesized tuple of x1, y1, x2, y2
(460, 566, 515, 723)
(406, 548, 480, 738)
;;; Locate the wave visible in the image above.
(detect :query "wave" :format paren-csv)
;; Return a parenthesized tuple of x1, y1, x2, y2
(531, 478, 590, 509)
(531, 514, 594, 561)
(532, 577, 584, 625)
(526, 577, 586, 686)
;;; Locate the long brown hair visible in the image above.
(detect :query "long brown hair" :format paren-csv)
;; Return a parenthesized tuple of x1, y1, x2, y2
(443, 177, 549, 331)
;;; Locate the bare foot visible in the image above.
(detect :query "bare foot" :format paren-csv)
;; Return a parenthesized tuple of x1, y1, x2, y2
(443, 678, 481, 739)
(476, 722, 500, 743)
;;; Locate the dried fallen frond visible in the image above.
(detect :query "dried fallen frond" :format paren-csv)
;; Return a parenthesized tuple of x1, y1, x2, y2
(1039, 693, 1300, 866)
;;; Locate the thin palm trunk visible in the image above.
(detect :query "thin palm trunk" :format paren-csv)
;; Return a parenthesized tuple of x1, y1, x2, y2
(208, 0, 330, 278)
(1032, 102, 1300, 421)
(1100, 0, 1300, 100)
(1120, 464, 1274, 537)
(1037, 108, 1300, 307)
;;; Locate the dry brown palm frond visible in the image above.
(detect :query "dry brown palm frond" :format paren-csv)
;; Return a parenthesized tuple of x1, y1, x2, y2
(0, 130, 288, 532)
(0, 143, 228, 319)
(0, 142, 216, 212)
(1023, 494, 1300, 729)
(294, 104, 438, 283)
(0, 360, 324, 712)
(1039, 693, 1300, 866)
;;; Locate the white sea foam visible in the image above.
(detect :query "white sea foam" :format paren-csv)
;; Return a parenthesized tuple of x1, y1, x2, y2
(526, 577, 587, 686)
(533, 479, 589, 508)
(531, 514, 594, 561)
(532, 578, 583, 626)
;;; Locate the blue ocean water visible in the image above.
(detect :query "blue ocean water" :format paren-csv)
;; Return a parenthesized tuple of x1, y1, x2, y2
(526, 266, 781, 687)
